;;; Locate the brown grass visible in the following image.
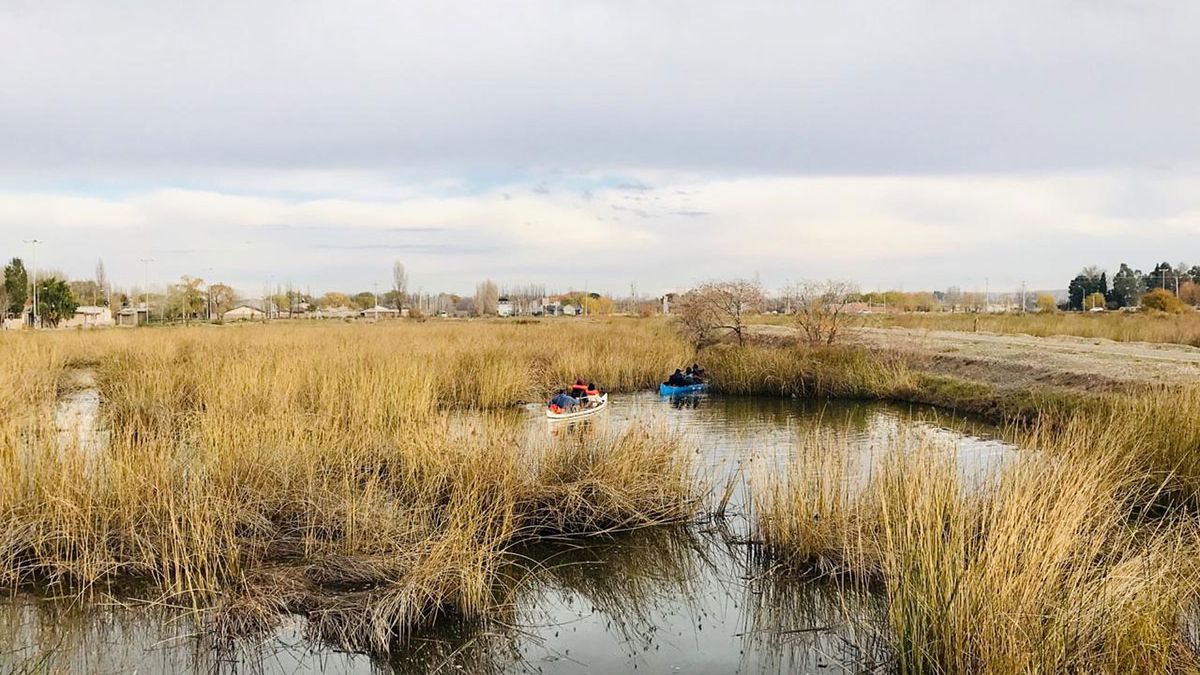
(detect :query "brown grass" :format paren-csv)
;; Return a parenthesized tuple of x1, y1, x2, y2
(859, 310, 1200, 347)
(0, 320, 698, 656)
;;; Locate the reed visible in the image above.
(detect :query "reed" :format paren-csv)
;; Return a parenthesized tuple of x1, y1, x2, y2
(703, 343, 916, 399)
(0, 320, 699, 656)
(755, 425, 1200, 672)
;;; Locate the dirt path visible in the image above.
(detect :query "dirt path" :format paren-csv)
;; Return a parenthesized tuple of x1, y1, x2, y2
(754, 325, 1200, 392)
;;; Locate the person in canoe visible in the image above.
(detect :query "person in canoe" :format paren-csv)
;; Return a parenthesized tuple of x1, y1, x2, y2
(569, 378, 590, 400)
(689, 363, 706, 381)
(585, 381, 602, 404)
(667, 369, 689, 386)
(548, 389, 579, 413)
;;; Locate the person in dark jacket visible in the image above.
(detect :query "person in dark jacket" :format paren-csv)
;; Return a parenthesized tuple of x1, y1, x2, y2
(667, 369, 689, 386)
(549, 389, 579, 412)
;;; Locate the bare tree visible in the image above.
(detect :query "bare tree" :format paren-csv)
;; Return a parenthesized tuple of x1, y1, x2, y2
(392, 261, 408, 309)
(474, 279, 499, 316)
(675, 290, 721, 348)
(788, 280, 858, 345)
(95, 258, 109, 306)
(678, 280, 764, 346)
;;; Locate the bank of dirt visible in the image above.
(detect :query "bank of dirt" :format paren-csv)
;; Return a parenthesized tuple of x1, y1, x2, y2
(752, 325, 1200, 396)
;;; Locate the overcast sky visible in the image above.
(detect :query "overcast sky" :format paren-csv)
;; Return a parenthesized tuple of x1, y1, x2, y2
(1, 0, 1197, 296)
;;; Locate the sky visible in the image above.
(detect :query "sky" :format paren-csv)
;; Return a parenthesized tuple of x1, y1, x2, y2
(1, 0, 1198, 297)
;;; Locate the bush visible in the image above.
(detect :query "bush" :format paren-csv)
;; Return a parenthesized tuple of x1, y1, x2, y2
(1141, 288, 1188, 314)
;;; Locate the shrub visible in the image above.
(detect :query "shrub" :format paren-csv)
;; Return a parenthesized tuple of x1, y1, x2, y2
(1141, 288, 1188, 314)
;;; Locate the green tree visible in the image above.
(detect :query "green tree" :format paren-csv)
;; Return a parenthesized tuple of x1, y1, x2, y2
(4, 258, 27, 316)
(1147, 262, 1181, 293)
(36, 277, 77, 327)
(1110, 263, 1145, 308)
(352, 292, 376, 309)
(167, 276, 206, 322)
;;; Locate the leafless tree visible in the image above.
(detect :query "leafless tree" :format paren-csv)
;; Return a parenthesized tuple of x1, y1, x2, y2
(788, 279, 858, 345)
(474, 280, 499, 316)
(678, 279, 764, 346)
(95, 258, 109, 306)
(392, 260, 408, 309)
(674, 290, 720, 347)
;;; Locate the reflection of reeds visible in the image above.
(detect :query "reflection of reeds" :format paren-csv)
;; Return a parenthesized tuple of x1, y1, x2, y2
(744, 574, 888, 673)
(510, 526, 710, 643)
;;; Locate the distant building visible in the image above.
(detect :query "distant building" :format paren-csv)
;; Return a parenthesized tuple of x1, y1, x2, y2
(661, 293, 677, 315)
(63, 306, 115, 328)
(223, 305, 266, 322)
(117, 305, 150, 327)
(312, 306, 356, 319)
(497, 297, 514, 317)
(359, 305, 400, 319)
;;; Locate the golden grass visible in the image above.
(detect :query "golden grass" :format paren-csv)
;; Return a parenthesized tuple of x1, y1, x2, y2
(755, 414, 1200, 672)
(702, 343, 916, 399)
(0, 320, 698, 656)
(858, 310, 1200, 347)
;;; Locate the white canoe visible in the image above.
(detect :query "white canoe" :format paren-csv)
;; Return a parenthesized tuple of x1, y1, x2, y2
(546, 393, 608, 421)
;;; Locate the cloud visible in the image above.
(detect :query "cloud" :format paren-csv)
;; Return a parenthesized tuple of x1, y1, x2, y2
(0, 170, 1194, 295)
(1, 1, 1197, 175)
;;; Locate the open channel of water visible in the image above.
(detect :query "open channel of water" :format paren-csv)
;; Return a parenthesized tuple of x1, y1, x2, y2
(3, 393, 1016, 674)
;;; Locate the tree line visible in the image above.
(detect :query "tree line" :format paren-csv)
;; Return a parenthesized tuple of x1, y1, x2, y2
(1067, 262, 1200, 311)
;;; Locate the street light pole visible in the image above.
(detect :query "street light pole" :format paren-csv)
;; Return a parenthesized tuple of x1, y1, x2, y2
(204, 267, 214, 322)
(139, 257, 155, 326)
(23, 239, 41, 328)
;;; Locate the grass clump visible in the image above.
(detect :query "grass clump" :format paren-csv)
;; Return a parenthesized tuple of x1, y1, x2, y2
(703, 343, 915, 399)
(755, 431, 1200, 673)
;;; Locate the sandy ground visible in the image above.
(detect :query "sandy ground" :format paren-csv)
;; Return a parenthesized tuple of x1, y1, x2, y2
(754, 325, 1200, 392)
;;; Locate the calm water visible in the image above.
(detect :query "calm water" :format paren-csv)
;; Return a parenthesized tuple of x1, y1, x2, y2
(2, 394, 1015, 674)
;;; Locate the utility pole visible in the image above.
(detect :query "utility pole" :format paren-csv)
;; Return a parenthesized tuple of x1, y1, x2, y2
(23, 239, 41, 328)
(204, 267, 215, 321)
(139, 257, 155, 326)
(1020, 281, 1027, 313)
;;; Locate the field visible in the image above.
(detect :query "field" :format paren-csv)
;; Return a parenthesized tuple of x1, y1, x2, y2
(2, 316, 1200, 671)
(859, 310, 1200, 347)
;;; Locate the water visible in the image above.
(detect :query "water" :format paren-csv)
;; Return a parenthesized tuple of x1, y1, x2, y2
(2, 393, 1015, 673)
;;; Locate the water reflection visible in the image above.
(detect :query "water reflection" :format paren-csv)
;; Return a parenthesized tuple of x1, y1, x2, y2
(0, 394, 1016, 673)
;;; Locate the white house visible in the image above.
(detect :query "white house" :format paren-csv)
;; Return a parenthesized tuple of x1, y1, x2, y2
(359, 305, 400, 319)
(497, 297, 514, 317)
(223, 305, 266, 321)
(62, 305, 115, 328)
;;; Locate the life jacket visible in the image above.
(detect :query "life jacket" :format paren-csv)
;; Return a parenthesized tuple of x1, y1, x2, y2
(570, 384, 588, 396)
(549, 403, 562, 413)
(586, 387, 599, 397)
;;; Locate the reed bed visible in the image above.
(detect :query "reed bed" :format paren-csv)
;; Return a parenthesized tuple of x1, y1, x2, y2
(0, 320, 699, 656)
(703, 343, 916, 399)
(754, 423, 1200, 673)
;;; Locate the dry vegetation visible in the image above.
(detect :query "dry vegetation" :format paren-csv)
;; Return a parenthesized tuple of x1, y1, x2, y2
(5, 316, 1200, 671)
(858, 310, 1200, 347)
(0, 320, 698, 656)
(752, 378, 1200, 673)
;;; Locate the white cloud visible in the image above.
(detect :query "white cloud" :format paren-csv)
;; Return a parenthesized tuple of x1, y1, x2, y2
(0, 170, 1194, 295)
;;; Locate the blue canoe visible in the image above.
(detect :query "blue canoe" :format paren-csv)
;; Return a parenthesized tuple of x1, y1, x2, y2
(659, 382, 708, 396)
